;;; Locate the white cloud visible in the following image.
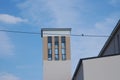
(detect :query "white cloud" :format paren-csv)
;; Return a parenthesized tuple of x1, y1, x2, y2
(0, 14, 28, 24)
(95, 18, 115, 34)
(0, 30, 14, 57)
(95, 13, 120, 35)
(18, 0, 83, 27)
(0, 72, 20, 80)
(18, 0, 51, 26)
(46, 0, 81, 27)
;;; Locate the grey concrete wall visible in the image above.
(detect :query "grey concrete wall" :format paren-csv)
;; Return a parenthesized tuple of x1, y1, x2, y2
(83, 55, 120, 80)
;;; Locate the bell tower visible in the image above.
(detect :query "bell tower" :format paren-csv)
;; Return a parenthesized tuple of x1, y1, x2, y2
(41, 28, 71, 80)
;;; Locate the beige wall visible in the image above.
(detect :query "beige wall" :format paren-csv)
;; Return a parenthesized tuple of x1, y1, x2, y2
(66, 36, 71, 60)
(43, 37, 48, 60)
(59, 36, 62, 60)
(83, 55, 120, 80)
(43, 60, 71, 80)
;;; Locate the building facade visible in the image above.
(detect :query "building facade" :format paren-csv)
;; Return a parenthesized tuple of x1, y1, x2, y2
(41, 28, 71, 80)
(72, 20, 120, 80)
(72, 54, 120, 80)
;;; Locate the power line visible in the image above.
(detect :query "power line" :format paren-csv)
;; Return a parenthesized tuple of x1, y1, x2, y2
(0, 29, 110, 37)
(71, 34, 110, 37)
(0, 30, 40, 34)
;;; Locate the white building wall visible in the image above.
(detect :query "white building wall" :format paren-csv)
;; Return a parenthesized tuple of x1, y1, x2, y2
(43, 60, 71, 80)
(83, 55, 120, 80)
(43, 31, 71, 37)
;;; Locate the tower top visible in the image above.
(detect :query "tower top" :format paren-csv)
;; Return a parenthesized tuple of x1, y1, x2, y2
(41, 28, 71, 37)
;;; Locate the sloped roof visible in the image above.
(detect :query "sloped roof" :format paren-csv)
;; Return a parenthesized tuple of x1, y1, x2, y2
(98, 20, 120, 56)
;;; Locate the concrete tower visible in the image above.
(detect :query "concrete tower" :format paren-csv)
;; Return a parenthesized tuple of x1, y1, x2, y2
(41, 28, 71, 80)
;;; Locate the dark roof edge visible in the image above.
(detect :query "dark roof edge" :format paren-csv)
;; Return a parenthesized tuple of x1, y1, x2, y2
(98, 19, 120, 56)
(41, 28, 71, 37)
(41, 28, 71, 31)
(72, 54, 120, 80)
(72, 58, 82, 80)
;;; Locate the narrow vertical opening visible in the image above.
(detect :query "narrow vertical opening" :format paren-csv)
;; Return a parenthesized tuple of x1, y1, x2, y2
(61, 36, 66, 60)
(54, 36, 59, 60)
(48, 36, 52, 61)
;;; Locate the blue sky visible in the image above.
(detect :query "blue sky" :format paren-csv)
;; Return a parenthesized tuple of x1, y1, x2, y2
(0, 0, 120, 80)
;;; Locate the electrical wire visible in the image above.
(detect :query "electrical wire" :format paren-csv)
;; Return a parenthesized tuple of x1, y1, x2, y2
(0, 30, 40, 34)
(71, 34, 110, 37)
(0, 29, 110, 37)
